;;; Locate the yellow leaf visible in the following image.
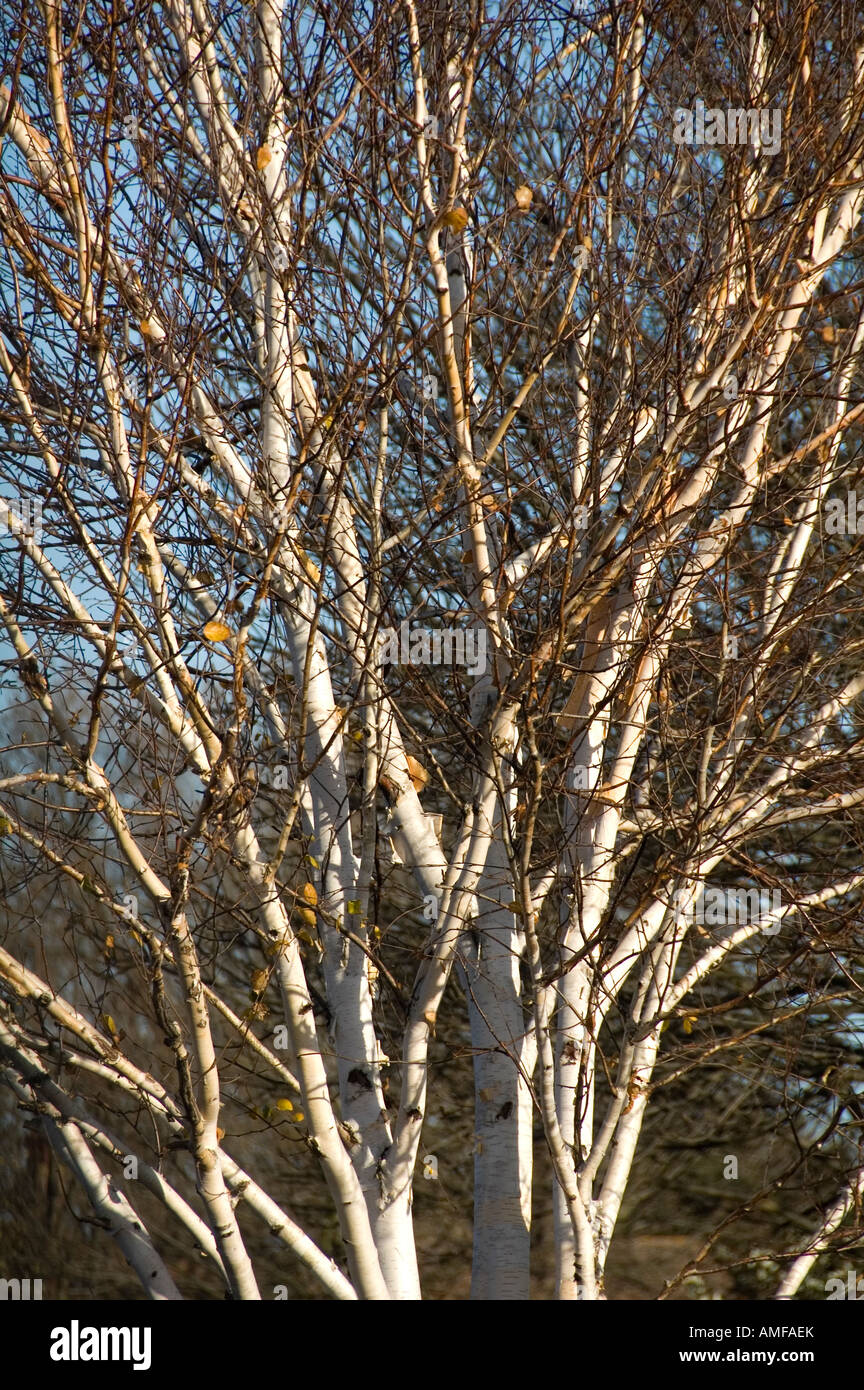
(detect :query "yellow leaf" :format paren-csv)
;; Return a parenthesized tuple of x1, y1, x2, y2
(406, 754, 428, 792)
(305, 854, 319, 868)
(443, 207, 469, 232)
(216, 1127, 225, 1141)
(275, 1098, 294, 1112)
(346, 899, 362, 915)
(514, 184, 533, 210)
(102, 1014, 118, 1037)
(301, 882, 318, 907)
(296, 905, 317, 929)
(682, 1013, 697, 1035)
(290, 1111, 305, 1123)
(203, 619, 232, 643)
(256, 143, 272, 170)
(298, 549, 321, 585)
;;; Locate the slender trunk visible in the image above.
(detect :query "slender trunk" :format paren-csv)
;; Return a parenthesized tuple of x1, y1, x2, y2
(466, 834, 531, 1299)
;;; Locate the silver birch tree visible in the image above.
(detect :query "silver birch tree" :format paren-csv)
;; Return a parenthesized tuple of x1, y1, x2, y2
(1, 0, 863, 1300)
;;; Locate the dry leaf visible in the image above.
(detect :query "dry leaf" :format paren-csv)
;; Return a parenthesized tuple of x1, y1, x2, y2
(256, 143, 272, 171)
(514, 184, 533, 210)
(298, 548, 321, 585)
(203, 619, 232, 643)
(301, 882, 318, 907)
(443, 207, 469, 232)
(406, 754, 428, 792)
